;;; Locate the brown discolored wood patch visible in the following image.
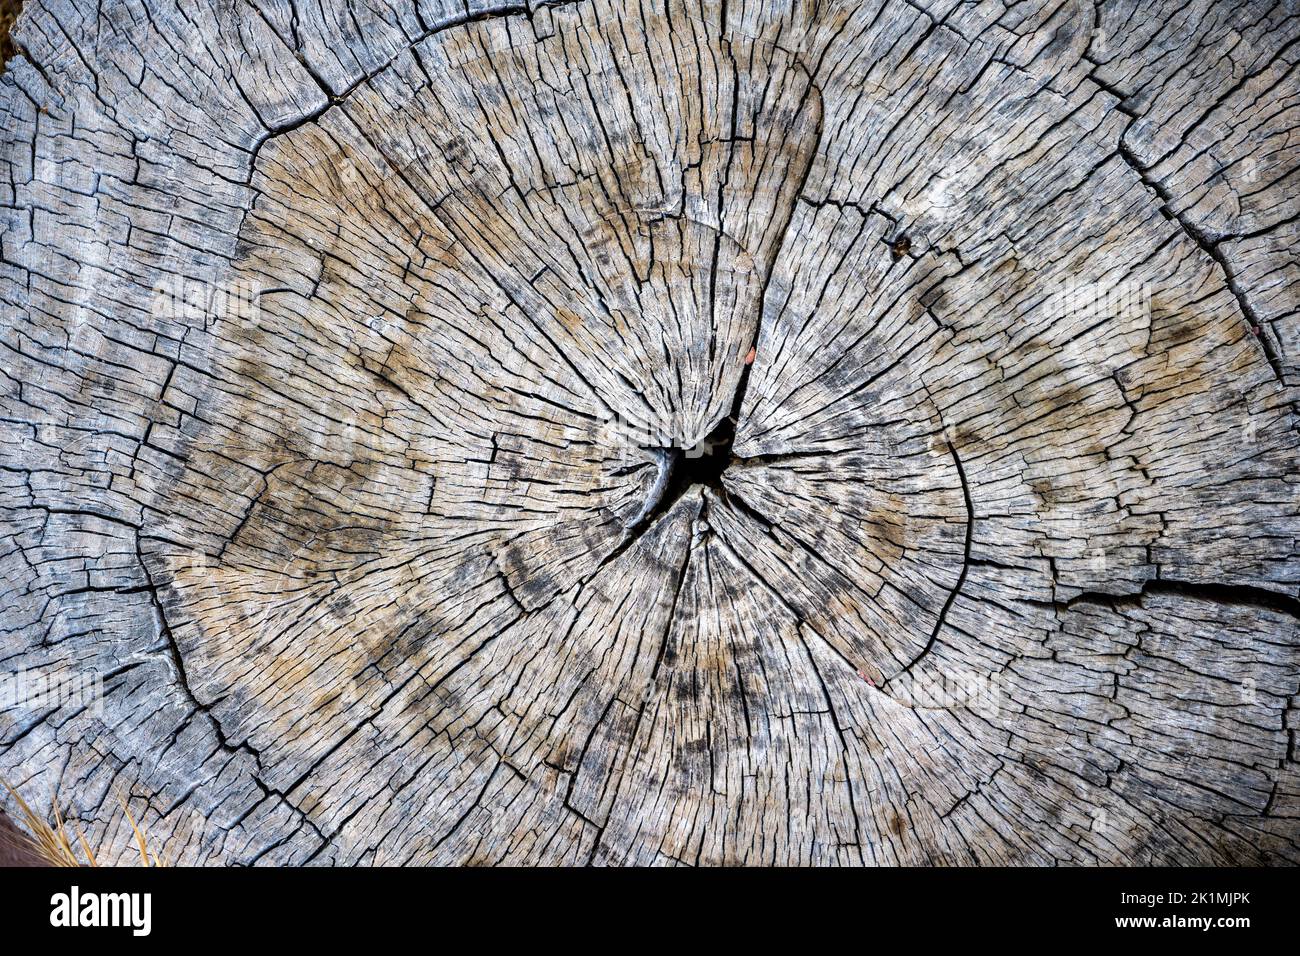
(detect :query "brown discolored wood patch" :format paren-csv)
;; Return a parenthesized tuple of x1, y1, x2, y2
(0, 1, 19, 73)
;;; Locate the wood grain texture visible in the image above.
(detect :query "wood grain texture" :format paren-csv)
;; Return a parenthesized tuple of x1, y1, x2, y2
(0, 0, 1297, 865)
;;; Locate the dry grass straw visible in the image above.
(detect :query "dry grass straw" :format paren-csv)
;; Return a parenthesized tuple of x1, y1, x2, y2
(2, 780, 163, 866)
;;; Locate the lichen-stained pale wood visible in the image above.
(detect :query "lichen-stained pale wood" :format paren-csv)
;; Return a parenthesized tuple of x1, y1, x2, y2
(0, 0, 1297, 865)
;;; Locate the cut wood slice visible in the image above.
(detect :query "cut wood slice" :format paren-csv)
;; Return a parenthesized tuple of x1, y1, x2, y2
(0, 0, 1297, 865)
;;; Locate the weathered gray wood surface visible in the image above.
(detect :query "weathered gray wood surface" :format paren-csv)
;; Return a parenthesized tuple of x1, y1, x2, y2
(0, 0, 1297, 865)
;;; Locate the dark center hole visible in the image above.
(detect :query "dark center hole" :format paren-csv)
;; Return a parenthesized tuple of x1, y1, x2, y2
(671, 414, 736, 492)
(629, 415, 737, 533)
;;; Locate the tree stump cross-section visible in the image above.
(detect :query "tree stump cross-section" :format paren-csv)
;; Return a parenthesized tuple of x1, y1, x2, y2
(0, 0, 1298, 865)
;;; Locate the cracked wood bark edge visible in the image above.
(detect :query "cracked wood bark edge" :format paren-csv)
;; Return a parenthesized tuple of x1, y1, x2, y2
(0, 0, 1298, 866)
